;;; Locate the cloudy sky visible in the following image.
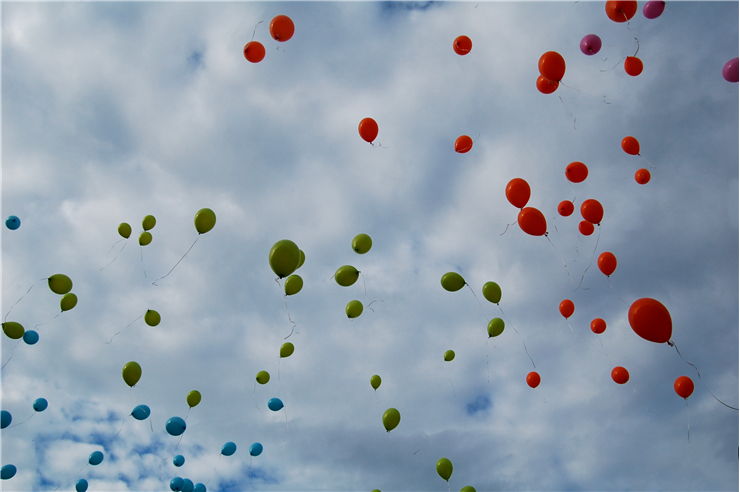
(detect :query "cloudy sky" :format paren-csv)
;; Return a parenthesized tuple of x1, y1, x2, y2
(1, 1, 738, 491)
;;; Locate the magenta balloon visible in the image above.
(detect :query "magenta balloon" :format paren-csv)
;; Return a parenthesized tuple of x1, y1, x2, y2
(642, 1, 665, 19)
(723, 57, 739, 83)
(580, 34, 602, 56)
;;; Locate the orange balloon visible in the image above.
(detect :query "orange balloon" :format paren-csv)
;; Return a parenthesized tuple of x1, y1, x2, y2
(605, 0, 638, 22)
(621, 136, 640, 155)
(526, 371, 541, 388)
(565, 161, 588, 183)
(611, 366, 629, 384)
(453, 35, 472, 55)
(597, 251, 617, 276)
(538, 51, 566, 82)
(674, 376, 694, 399)
(624, 56, 643, 76)
(578, 220, 594, 236)
(269, 15, 295, 42)
(591, 318, 606, 334)
(358, 117, 379, 143)
(559, 299, 574, 319)
(517, 207, 547, 236)
(243, 41, 266, 63)
(505, 178, 531, 209)
(635, 168, 651, 184)
(536, 75, 559, 94)
(454, 135, 473, 153)
(557, 200, 574, 217)
(580, 198, 604, 225)
(628, 298, 672, 343)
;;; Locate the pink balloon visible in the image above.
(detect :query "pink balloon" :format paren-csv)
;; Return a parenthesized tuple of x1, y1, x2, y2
(643, 1, 665, 19)
(580, 34, 602, 56)
(723, 57, 739, 83)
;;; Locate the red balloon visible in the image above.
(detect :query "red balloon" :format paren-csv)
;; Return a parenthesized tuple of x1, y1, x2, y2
(635, 168, 651, 184)
(580, 199, 604, 225)
(358, 117, 379, 143)
(538, 51, 566, 82)
(628, 298, 672, 343)
(557, 200, 574, 217)
(597, 251, 617, 276)
(611, 366, 630, 384)
(559, 299, 574, 319)
(591, 318, 606, 334)
(621, 136, 640, 155)
(517, 207, 547, 236)
(269, 15, 295, 42)
(453, 35, 472, 55)
(578, 220, 594, 236)
(565, 161, 588, 183)
(526, 371, 541, 388)
(243, 41, 266, 63)
(454, 135, 473, 153)
(674, 376, 694, 399)
(505, 178, 531, 209)
(605, 0, 638, 22)
(624, 56, 643, 76)
(536, 75, 559, 94)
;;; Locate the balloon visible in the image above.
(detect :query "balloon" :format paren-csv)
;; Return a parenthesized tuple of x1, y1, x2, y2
(597, 252, 617, 276)
(482, 281, 502, 304)
(558, 200, 574, 217)
(131, 404, 151, 420)
(173, 455, 185, 467)
(182, 479, 194, 492)
(723, 57, 739, 83)
(194, 483, 206, 492)
(536, 75, 559, 94)
(166, 416, 187, 436)
(269, 240, 301, 278)
(256, 370, 270, 384)
(335, 265, 360, 286)
(559, 299, 574, 319)
(624, 56, 643, 76)
(145, 309, 161, 327)
(89, 450, 104, 465)
(187, 390, 201, 408)
(634, 168, 651, 184)
(194, 208, 216, 234)
(142, 215, 156, 231)
(517, 207, 547, 236)
(139, 231, 153, 246)
(590, 318, 606, 334)
(170, 477, 184, 491)
(118, 222, 131, 238)
(565, 161, 588, 183)
(284, 274, 303, 295)
(269, 15, 295, 42)
(674, 376, 694, 399)
(443, 350, 455, 362)
(621, 136, 640, 155)
(60, 293, 78, 312)
(460, 487, 477, 492)
(296, 249, 306, 269)
(526, 371, 541, 388)
(454, 135, 473, 153)
(578, 220, 594, 236)
(370, 374, 381, 390)
(580, 34, 602, 55)
(5, 215, 20, 230)
(352, 233, 373, 254)
(505, 178, 530, 208)
(122, 361, 142, 387)
(249, 442, 263, 456)
(268, 398, 284, 411)
(538, 51, 566, 82)
(346, 300, 364, 318)
(436, 457, 453, 481)
(48, 274, 73, 295)
(440, 272, 466, 292)
(611, 366, 629, 384)
(1, 464, 17, 480)
(643, 1, 665, 19)
(280, 342, 295, 358)
(221, 441, 237, 456)
(23, 330, 39, 345)
(33, 397, 48, 412)
(2, 321, 25, 339)
(243, 41, 265, 63)
(76, 478, 89, 492)
(580, 199, 604, 225)
(453, 35, 472, 55)
(358, 117, 379, 143)
(605, 0, 637, 22)
(1, 410, 12, 429)
(628, 298, 672, 343)
(487, 318, 504, 338)
(382, 408, 400, 432)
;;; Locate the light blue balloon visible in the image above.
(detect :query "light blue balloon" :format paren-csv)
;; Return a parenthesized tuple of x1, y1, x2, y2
(1, 410, 11, 429)
(22, 330, 39, 345)
(88, 450, 104, 466)
(170, 477, 184, 491)
(5, 216, 20, 230)
(173, 454, 185, 467)
(1, 464, 17, 479)
(131, 404, 151, 420)
(221, 441, 237, 456)
(249, 442, 263, 456)
(181, 478, 194, 492)
(33, 398, 48, 412)
(267, 397, 284, 411)
(193, 483, 206, 492)
(75, 478, 89, 492)
(166, 417, 186, 436)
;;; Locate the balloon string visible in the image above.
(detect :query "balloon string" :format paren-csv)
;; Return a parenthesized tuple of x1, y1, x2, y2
(283, 299, 297, 340)
(497, 304, 519, 335)
(575, 226, 601, 291)
(152, 237, 199, 286)
(464, 282, 480, 305)
(545, 234, 573, 283)
(685, 399, 690, 443)
(105, 313, 144, 344)
(499, 219, 516, 236)
(556, 94, 577, 130)
(1, 340, 21, 370)
(98, 239, 127, 272)
(3, 282, 36, 322)
(250, 20, 263, 41)
(6, 412, 34, 430)
(486, 341, 491, 384)
(140, 246, 148, 279)
(668, 340, 738, 411)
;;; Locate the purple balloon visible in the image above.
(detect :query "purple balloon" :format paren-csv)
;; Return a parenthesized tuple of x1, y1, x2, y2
(580, 34, 602, 56)
(723, 57, 738, 83)
(643, 1, 666, 19)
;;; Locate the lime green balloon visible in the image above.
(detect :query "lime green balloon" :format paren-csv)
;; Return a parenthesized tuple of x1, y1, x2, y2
(346, 300, 363, 318)
(352, 233, 372, 254)
(280, 342, 295, 358)
(382, 408, 400, 432)
(436, 457, 453, 481)
(122, 361, 142, 387)
(335, 265, 360, 287)
(48, 274, 73, 295)
(118, 222, 132, 239)
(460, 487, 477, 492)
(144, 309, 161, 327)
(482, 281, 502, 304)
(60, 293, 78, 312)
(256, 370, 270, 384)
(441, 272, 465, 292)
(371, 490, 381, 492)
(269, 240, 301, 278)
(187, 390, 201, 408)
(444, 350, 455, 362)
(139, 231, 153, 246)
(370, 374, 381, 390)
(2, 321, 24, 340)
(142, 215, 156, 231)
(296, 249, 305, 269)
(487, 318, 505, 338)
(194, 208, 216, 234)
(284, 275, 303, 296)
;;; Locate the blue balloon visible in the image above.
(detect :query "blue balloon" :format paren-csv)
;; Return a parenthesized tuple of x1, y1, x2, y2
(267, 397, 284, 411)
(5, 216, 20, 230)
(88, 450, 104, 465)
(131, 404, 151, 420)
(221, 441, 237, 456)
(33, 398, 48, 412)
(249, 442, 263, 456)
(1, 410, 11, 429)
(173, 454, 185, 467)
(170, 477, 184, 491)
(166, 417, 187, 436)
(193, 483, 206, 492)
(181, 478, 194, 492)
(1, 464, 17, 479)
(75, 478, 89, 492)
(22, 330, 39, 345)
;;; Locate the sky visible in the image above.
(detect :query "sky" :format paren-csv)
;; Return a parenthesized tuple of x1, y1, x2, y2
(1, 1, 738, 491)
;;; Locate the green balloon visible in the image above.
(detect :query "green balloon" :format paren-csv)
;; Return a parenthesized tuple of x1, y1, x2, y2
(142, 215, 156, 231)
(269, 240, 301, 278)
(487, 318, 505, 338)
(382, 408, 400, 432)
(284, 275, 303, 296)
(118, 222, 132, 239)
(444, 350, 455, 362)
(194, 208, 216, 234)
(280, 342, 295, 358)
(460, 487, 477, 492)
(346, 300, 363, 318)
(482, 281, 502, 304)
(256, 370, 270, 384)
(2, 321, 25, 340)
(335, 265, 360, 287)
(187, 390, 201, 408)
(296, 249, 305, 269)
(371, 490, 381, 492)
(60, 293, 78, 312)
(139, 231, 153, 246)
(122, 361, 142, 387)
(144, 309, 161, 327)
(436, 457, 453, 482)
(352, 233, 372, 254)
(48, 274, 73, 295)
(440, 272, 465, 292)
(370, 374, 381, 390)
